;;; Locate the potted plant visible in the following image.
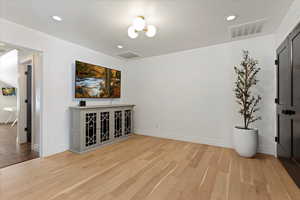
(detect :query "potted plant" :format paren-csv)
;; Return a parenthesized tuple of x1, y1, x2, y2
(233, 50, 262, 157)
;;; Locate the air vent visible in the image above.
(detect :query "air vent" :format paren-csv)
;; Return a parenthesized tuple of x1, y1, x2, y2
(229, 19, 267, 39)
(117, 51, 140, 59)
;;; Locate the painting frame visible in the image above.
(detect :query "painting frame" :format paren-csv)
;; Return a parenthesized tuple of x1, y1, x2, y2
(75, 61, 121, 99)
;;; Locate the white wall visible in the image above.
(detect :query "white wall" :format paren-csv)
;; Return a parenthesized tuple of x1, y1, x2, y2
(0, 50, 18, 123)
(0, 49, 18, 87)
(126, 35, 276, 155)
(0, 18, 126, 156)
(0, 80, 17, 123)
(276, 0, 300, 46)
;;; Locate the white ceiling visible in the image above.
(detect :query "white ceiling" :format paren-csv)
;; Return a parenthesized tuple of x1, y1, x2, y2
(0, 0, 294, 58)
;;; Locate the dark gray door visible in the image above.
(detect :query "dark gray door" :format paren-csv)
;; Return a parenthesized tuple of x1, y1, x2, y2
(276, 38, 292, 160)
(276, 23, 300, 187)
(26, 65, 32, 143)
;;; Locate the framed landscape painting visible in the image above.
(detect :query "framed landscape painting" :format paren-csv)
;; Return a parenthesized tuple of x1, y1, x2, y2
(2, 87, 16, 96)
(75, 61, 121, 98)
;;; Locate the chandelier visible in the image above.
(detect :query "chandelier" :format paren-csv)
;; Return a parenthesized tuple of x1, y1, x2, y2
(128, 16, 157, 39)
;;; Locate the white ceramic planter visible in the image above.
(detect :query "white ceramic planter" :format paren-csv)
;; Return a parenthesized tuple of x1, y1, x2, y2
(233, 127, 258, 157)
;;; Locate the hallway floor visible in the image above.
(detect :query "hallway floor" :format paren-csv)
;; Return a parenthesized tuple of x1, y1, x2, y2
(0, 124, 38, 168)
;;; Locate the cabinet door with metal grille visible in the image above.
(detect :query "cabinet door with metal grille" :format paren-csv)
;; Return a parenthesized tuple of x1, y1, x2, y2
(124, 110, 132, 135)
(83, 112, 98, 150)
(100, 111, 110, 143)
(114, 110, 123, 138)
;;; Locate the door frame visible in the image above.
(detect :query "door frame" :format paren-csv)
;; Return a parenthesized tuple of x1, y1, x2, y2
(17, 59, 33, 145)
(17, 54, 42, 155)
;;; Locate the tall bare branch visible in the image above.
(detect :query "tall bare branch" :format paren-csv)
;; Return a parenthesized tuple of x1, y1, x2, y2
(234, 50, 262, 129)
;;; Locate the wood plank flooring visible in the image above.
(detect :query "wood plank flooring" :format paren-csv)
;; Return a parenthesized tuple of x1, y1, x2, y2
(0, 124, 38, 169)
(0, 135, 299, 200)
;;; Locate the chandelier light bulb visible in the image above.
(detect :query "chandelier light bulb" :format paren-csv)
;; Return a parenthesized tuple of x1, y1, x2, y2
(145, 25, 157, 37)
(128, 26, 138, 39)
(132, 16, 146, 31)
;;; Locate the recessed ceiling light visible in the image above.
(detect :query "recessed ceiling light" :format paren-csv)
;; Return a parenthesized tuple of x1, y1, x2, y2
(52, 16, 62, 21)
(226, 15, 237, 21)
(117, 45, 123, 49)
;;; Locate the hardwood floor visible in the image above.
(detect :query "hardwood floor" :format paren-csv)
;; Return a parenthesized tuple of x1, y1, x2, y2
(0, 124, 38, 169)
(0, 135, 299, 200)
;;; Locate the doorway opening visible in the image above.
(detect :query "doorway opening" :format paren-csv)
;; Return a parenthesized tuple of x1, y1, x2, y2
(0, 42, 41, 168)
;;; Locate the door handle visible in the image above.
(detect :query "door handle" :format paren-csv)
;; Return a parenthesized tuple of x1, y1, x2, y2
(282, 110, 289, 115)
(282, 110, 296, 115)
(289, 110, 296, 115)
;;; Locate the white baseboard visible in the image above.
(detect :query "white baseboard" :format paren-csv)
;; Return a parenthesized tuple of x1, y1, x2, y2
(135, 129, 232, 148)
(134, 129, 275, 156)
(257, 145, 275, 155)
